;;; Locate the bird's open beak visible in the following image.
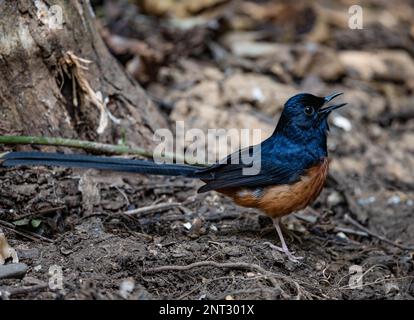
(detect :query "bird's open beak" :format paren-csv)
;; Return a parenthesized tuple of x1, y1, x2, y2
(319, 92, 347, 114)
(324, 92, 343, 103)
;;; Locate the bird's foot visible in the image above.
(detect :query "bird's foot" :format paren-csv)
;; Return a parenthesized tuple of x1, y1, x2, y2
(264, 242, 303, 263)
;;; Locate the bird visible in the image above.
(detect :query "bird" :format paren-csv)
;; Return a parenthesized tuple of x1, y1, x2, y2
(1, 92, 346, 262)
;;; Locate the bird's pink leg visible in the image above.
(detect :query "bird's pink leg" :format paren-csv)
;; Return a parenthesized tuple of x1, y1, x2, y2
(265, 218, 303, 263)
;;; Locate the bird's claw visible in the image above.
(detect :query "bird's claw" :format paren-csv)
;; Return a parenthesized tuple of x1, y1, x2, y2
(285, 252, 304, 263)
(264, 242, 303, 263)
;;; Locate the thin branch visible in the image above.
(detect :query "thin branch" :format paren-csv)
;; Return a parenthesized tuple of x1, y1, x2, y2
(14, 206, 66, 220)
(344, 214, 414, 251)
(0, 220, 54, 243)
(334, 226, 368, 237)
(0, 135, 207, 166)
(3, 284, 49, 297)
(124, 202, 181, 216)
(143, 260, 290, 288)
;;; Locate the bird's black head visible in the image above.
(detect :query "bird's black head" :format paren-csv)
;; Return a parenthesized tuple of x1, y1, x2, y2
(275, 92, 347, 137)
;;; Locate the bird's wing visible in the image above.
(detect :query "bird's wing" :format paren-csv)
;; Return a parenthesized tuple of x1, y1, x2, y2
(195, 146, 305, 193)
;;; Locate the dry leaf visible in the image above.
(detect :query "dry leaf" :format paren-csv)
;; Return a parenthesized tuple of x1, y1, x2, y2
(0, 232, 19, 265)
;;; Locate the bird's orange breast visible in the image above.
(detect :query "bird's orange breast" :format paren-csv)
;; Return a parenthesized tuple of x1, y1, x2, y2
(218, 158, 329, 218)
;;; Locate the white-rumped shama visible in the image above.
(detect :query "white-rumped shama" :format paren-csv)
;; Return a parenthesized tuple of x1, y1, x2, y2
(1, 92, 347, 262)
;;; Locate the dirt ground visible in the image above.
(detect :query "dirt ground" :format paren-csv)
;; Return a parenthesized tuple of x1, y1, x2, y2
(1, 0, 414, 299)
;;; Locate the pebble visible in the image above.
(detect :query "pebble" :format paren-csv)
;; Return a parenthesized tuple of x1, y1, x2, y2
(0, 263, 28, 279)
(119, 278, 135, 299)
(327, 191, 344, 206)
(182, 222, 192, 230)
(34, 265, 42, 272)
(357, 196, 376, 205)
(387, 195, 401, 205)
(332, 115, 352, 131)
(336, 232, 348, 240)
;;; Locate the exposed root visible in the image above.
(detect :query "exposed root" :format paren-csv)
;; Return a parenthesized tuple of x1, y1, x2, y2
(143, 260, 312, 299)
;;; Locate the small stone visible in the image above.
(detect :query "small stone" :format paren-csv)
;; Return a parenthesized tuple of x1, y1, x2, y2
(384, 282, 399, 294)
(332, 115, 352, 131)
(357, 196, 376, 206)
(0, 263, 28, 279)
(327, 191, 344, 206)
(252, 87, 265, 102)
(34, 265, 42, 272)
(387, 195, 401, 205)
(336, 232, 348, 240)
(119, 278, 135, 299)
(189, 218, 203, 234)
(182, 222, 192, 230)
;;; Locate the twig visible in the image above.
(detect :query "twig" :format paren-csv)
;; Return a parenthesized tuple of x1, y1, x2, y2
(143, 260, 289, 288)
(0, 135, 207, 166)
(124, 202, 181, 216)
(0, 220, 41, 242)
(14, 206, 66, 220)
(339, 275, 414, 291)
(344, 214, 414, 251)
(3, 284, 49, 297)
(334, 226, 368, 237)
(0, 220, 54, 243)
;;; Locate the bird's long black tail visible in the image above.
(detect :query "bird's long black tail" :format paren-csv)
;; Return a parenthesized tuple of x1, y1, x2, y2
(0, 152, 202, 177)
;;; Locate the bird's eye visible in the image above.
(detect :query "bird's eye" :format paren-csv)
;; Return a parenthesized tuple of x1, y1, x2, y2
(304, 106, 314, 116)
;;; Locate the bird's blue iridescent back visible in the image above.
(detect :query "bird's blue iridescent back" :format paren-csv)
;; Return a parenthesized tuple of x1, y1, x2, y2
(196, 93, 331, 192)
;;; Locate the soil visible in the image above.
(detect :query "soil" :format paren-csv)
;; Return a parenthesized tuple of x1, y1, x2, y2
(1, 0, 414, 300)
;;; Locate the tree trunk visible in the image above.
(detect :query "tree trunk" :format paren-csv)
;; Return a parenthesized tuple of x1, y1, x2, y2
(0, 0, 167, 150)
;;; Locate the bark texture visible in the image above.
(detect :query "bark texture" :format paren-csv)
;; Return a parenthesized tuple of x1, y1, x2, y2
(0, 0, 167, 149)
